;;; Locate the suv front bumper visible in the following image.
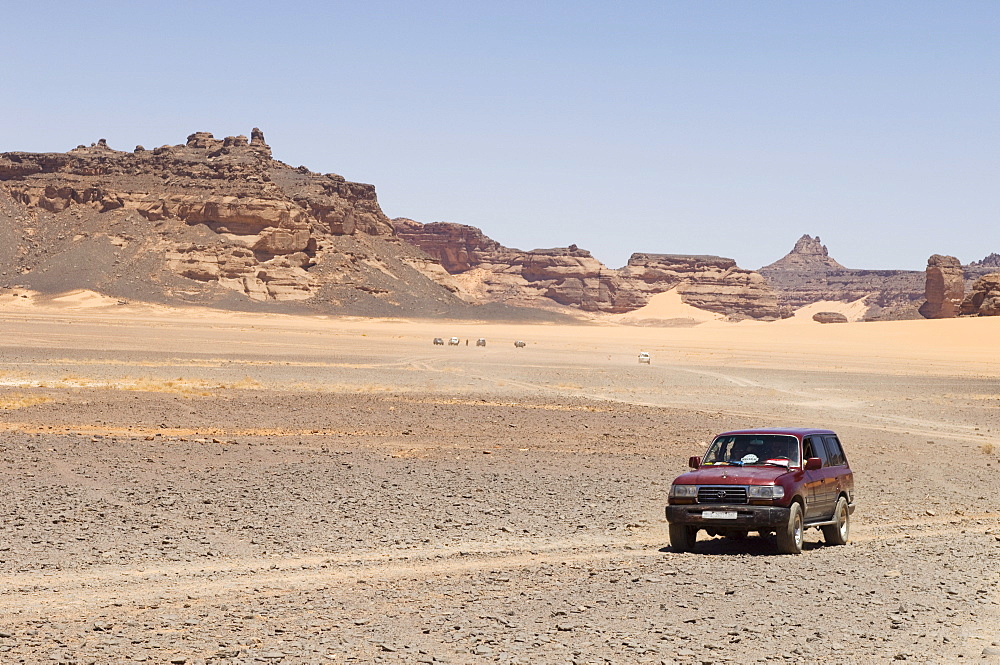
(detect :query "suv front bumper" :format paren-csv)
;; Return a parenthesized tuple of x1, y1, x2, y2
(666, 504, 790, 529)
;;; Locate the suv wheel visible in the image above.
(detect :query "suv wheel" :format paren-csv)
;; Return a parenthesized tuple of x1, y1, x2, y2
(669, 524, 697, 553)
(822, 496, 850, 546)
(776, 502, 804, 554)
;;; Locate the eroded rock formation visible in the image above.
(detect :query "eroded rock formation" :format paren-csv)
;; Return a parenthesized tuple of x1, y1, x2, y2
(394, 219, 783, 319)
(968, 253, 1000, 270)
(760, 235, 925, 319)
(918, 254, 965, 319)
(960, 273, 1000, 316)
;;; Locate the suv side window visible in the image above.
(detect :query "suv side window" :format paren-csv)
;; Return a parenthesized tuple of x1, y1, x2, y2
(814, 437, 831, 467)
(823, 435, 846, 466)
(804, 436, 831, 466)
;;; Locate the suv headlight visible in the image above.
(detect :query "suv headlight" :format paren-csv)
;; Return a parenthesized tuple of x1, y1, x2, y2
(669, 484, 698, 498)
(748, 485, 785, 500)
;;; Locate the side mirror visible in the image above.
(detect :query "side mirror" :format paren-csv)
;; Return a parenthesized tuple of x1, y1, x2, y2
(688, 456, 701, 469)
(804, 457, 822, 470)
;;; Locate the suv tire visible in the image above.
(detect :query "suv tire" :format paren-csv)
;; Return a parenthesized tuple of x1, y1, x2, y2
(669, 524, 696, 553)
(776, 502, 804, 554)
(822, 496, 850, 546)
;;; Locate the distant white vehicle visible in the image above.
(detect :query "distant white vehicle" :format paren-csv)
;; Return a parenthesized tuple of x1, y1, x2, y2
(448, 337, 460, 346)
(514, 340, 526, 348)
(476, 338, 486, 347)
(638, 352, 651, 364)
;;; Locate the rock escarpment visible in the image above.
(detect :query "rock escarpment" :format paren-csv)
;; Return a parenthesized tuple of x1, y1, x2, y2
(0, 131, 479, 315)
(391, 219, 502, 273)
(760, 235, 925, 319)
(393, 219, 783, 319)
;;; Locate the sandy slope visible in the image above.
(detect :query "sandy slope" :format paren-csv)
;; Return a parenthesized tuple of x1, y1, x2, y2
(609, 289, 723, 325)
(0, 302, 998, 664)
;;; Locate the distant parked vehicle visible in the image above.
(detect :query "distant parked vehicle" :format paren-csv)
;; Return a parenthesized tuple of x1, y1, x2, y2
(514, 340, 526, 348)
(448, 337, 460, 346)
(476, 338, 487, 347)
(638, 352, 651, 364)
(433, 338, 444, 345)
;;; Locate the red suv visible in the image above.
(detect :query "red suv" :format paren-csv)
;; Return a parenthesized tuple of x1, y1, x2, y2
(665, 428, 855, 554)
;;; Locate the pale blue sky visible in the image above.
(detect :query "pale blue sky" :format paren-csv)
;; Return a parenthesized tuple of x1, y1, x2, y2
(2, 1, 998, 270)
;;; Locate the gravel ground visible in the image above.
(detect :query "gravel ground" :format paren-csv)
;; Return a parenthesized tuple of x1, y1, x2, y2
(0, 310, 998, 665)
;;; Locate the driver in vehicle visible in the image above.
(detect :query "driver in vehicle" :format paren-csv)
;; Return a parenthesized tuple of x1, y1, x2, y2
(762, 439, 795, 465)
(728, 441, 749, 463)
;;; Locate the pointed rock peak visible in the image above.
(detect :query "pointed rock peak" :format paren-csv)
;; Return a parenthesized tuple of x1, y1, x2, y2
(247, 127, 271, 157)
(791, 234, 829, 256)
(760, 234, 845, 272)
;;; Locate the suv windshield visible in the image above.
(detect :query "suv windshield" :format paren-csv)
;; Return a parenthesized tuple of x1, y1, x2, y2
(703, 434, 801, 467)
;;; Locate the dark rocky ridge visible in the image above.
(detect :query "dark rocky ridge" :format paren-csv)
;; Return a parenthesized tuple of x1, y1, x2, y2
(968, 252, 1000, 269)
(0, 132, 572, 321)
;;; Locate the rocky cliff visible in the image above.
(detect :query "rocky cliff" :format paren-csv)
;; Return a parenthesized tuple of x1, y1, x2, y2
(393, 219, 784, 319)
(759, 235, 926, 319)
(0, 131, 512, 317)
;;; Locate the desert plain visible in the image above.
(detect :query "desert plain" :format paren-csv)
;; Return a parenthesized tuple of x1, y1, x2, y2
(0, 292, 998, 665)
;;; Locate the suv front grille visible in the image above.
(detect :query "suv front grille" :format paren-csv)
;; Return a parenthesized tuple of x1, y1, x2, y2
(697, 486, 748, 504)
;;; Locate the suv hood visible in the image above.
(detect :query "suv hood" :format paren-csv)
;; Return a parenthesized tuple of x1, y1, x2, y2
(675, 465, 794, 486)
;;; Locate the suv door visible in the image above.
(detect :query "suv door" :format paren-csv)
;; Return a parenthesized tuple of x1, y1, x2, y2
(801, 436, 827, 520)
(813, 436, 841, 519)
